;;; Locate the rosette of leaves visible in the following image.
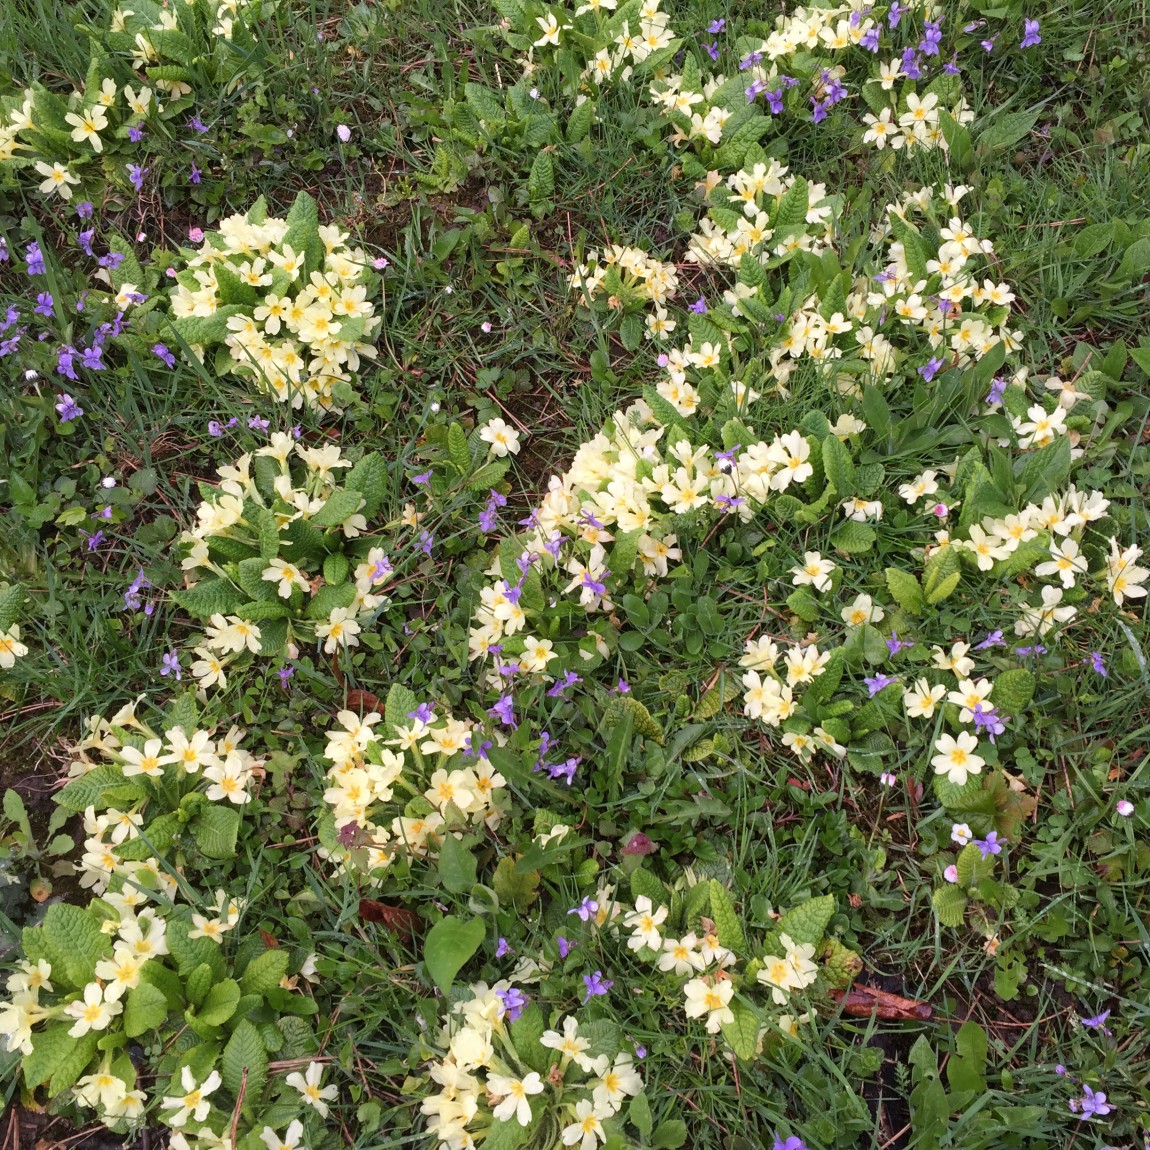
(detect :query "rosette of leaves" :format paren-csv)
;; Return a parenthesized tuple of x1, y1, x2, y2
(173, 445, 390, 664)
(95, 0, 273, 106)
(166, 191, 381, 412)
(9, 692, 325, 1141)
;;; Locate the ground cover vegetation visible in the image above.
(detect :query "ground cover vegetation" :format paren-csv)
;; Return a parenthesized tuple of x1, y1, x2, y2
(1, 0, 1149, 1148)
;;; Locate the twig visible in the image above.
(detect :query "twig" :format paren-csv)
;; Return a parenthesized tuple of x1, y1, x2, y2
(229, 1067, 248, 1149)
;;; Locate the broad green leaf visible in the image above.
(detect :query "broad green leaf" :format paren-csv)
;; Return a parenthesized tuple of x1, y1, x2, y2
(990, 668, 1035, 714)
(423, 915, 486, 994)
(385, 682, 418, 734)
(447, 423, 471, 474)
(527, 150, 555, 206)
(822, 433, 856, 498)
(773, 176, 808, 232)
(192, 978, 240, 1027)
(193, 805, 241, 860)
(924, 570, 961, 605)
(956, 842, 995, 887)
(831, 520, 876, 554)
(323, 553, 350, 587)
(720, 1001, 759, 1060)
(310, 488, 365, 529)
(610, 529, 642, 578)
(629, 867, 668, 909)
(49, 1031, 99, 1095)
(464, 82, 506, 125)
(947, 1021, 988, 1093)
(345, 453, 388, 518)
(23, 1025, 96, 1089)
(438, 833, 478, 894)
(629, 1093, 653, 1138)
(185, 962, 214, 1007)
(977, 106, 1041, 150)
(240, 949, 290, 996)
(171, 305, 248, 347)
(566, 97, 595, 143)
(40, 904, 112, 989)
(222, 1018, 269, 1102)
(821, 939, 863, 988)
(509, 1003, 547, 1074)
(124, 981, 169, 1037)
(709, 881, 745, 951)
(492, 856, 540, 911)
(885, 568, 925, 615)
(932, 885, 968, 928)
(167, 916, 227, 978)
(651, 1119, 688, 1149)
(786, 586, 820, 622)
(776, 895, 835, 946)
(171, 577, 247, 620)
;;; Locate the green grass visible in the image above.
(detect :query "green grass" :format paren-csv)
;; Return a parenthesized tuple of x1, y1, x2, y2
(2, 0, 1150, 1147)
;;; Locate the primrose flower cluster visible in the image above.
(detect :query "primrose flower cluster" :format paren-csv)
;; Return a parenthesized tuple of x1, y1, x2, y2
(420, 980, 645, 1150)
(568, 244, 676, 319)
(0, 692, 329, 1143)
(0, 0, 265, 191)
(168, 193, 381, 411)
(176, 434, 392, 684)
(609, 885, 844, 1053)
(515, 0, 678, 88)
(467, 403, 851, 664)
(317, 692, 508, 876)
(412, 879, 847, 1150)
(470, 200, 1141, 879)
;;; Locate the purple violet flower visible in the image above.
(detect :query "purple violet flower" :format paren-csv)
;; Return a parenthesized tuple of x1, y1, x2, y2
(1021, 18, 1041, 47)
(1079, 1009, 1112, 1034)
(55, 393, 83, 421)
(26, 242, 46, 276)
(568, 897, 598, 922)
(582, 971, 614, 1003)
(864, 673, 896, 696)
(488, 694, 517, 729)
(152, 343, 176, 368)
(1076, 1084, 1111, 1119)
(546, 670, 582, 698)
(918, 356, 945, 382)
(496, 987, 528, 1023)
(973, 830, 1003, 859)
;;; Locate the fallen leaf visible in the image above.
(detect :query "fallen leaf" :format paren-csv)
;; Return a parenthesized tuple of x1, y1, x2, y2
(359, 899, 420, 938)
(830, 984, 932, 1020)
(344, 689, 383, 714)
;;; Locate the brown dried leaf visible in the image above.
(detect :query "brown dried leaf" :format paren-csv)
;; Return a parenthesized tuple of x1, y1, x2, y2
(829, 984, 932, 1020)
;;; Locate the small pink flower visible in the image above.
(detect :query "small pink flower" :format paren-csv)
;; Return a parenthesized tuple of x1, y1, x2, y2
(1116, 800, 1134, 817)
(943, 865, 959, 883)
(189, 227, 204, 242)
(336, 124, 351, 142)
(480, 321, 493, 333)
(932, 503, 949, 518)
